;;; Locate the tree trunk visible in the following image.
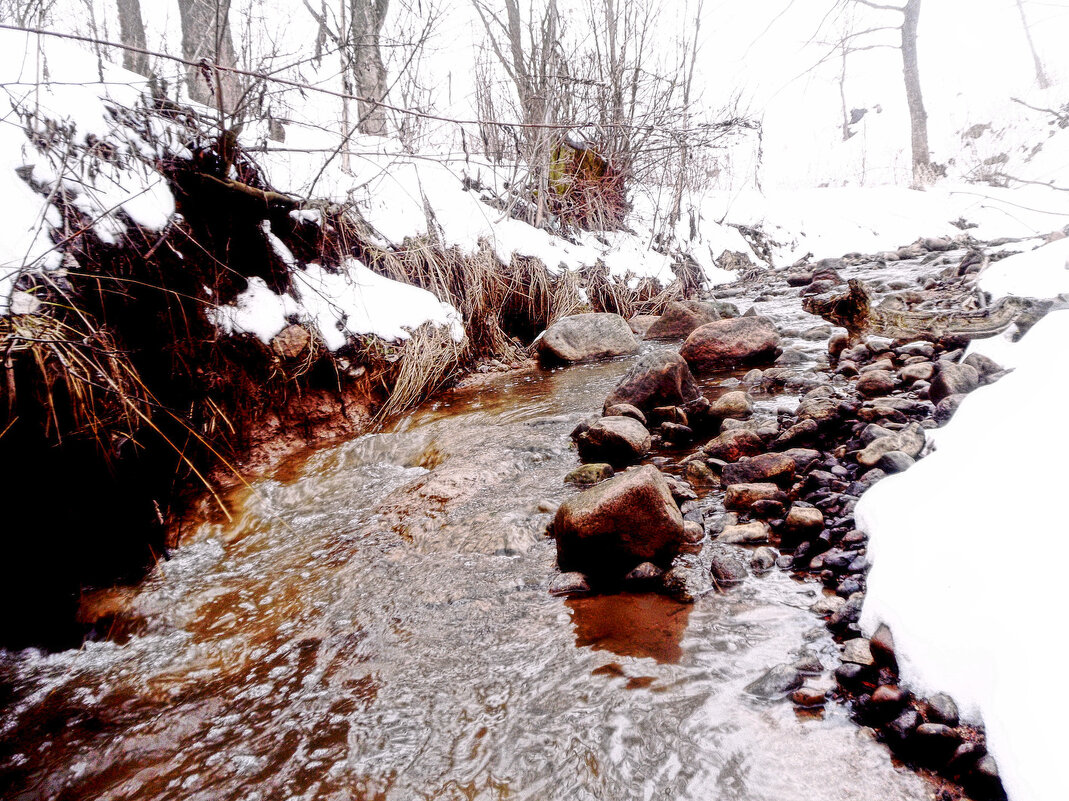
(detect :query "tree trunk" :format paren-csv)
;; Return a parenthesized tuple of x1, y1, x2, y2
(176, 0, 242, 116)
(1014, 0, 1051, 90)
(900, 0, 930, 185)
(116, 0, 149, 76)
(349, 0, 390, 136)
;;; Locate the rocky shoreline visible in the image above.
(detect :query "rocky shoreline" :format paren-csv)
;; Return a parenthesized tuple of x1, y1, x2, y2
(539, 237, 1042, 801)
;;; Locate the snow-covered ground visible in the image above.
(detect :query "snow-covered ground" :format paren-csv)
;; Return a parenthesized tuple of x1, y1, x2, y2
(857, 238, 1069, 801)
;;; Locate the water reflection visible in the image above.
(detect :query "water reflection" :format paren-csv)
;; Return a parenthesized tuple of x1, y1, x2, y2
(567, 593, 691, 664)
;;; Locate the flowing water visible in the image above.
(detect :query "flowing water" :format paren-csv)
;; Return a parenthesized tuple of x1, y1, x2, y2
(0, 256, 952, 801)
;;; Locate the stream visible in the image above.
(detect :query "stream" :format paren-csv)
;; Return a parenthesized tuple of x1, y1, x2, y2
(0, 252, 954, 800)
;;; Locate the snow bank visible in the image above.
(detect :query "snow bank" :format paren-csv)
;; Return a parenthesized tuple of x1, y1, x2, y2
(696, 183, 1069, 265)
(210, 258, 464, 349)
(254, 122, 745, 288)
(0, 29, 175, 314)
(978, 237, 1069, 300)
(856, 241, 1069, 801)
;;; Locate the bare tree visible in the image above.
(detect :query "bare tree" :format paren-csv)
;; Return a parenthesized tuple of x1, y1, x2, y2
(176, 0, 242, 114)
(116, 0, 149, 77)
(822, 0, 931, 185)
(350, 0, 390, 136)
(1014, 0, 1050, 90)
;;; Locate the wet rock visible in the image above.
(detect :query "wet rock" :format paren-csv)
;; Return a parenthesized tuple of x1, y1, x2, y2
(929, 362, 980, 405)
(703, 428, 764, 462)
(271, 323, 313, 359)
(719, 521, 771, 544)
(576, 416, 652, 465)
(708, 390, 754, 419)
(870, 685, 909, 716)
(802, 324, 833, 340)
(775, 348, 807, 366)
(604, 403, 648, 425)
(781, 448, 822, 473)
(680, 316, 782, 372)
(684, 461, 719, 487)
(683, 521, 705, 542)
(550, 465, 684, 579)
(664, 474, 698, 504)
(538, 313, 639, 363)
(709, 543, 750, 588)
(923, 693, 960, 727)
(549, 572, 591, 595)
(565, 463, 614, 486)
(751, 546, 777, 572)
(746, 664, 803, 698)
(887, 708, 921, 745)
(841, 638, 875, 666)
(661, 556, 711, 602)
(834, 662, 868, 691)
(645, 300, 723, 340)
(623, 561, 664, 585)
(725, 483, 788, 511)
(856, 370, 897, 398)
(948, 742, 986, 777)
(604, 351, 700, 412)
(721, 453, 796, 487)
(829, 332, 851, 362)
(811, 594, 846, 615)
(791, 687, 828, 708)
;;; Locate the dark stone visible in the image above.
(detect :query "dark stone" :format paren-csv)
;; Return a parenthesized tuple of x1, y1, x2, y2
(660, 422, 694, 443)
(869, 623, 897, 669)
(623, 561, 664, 585)
(751, 499, 786, 519)
(774, 419, 819, 447)
(913, 722, 962, 765)
(887, 709, 921, 746)
(834, 662, 868, 690)
(604, 351, 700, 412)
(923, 693, 960, 727)
(878, 451, 915, 473)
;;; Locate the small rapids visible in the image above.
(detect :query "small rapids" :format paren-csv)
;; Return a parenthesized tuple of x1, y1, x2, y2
(0, 256, 946, 801)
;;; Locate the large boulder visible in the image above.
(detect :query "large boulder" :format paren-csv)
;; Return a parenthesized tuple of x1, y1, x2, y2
(604, 350, 700, 412)
(537, 313, 638, 364)
(549, 465, 685, 579)
(680, 316, 781, 372)
(645, 300, 722, 340)
(575, 416, 652, 465)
